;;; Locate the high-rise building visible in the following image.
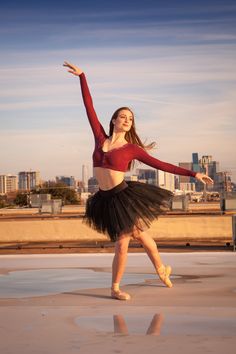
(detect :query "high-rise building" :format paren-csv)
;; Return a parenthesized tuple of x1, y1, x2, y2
(200, 155, 219, 178)
(136, 168, 157, 185)
(179, 153, 228, 192)
(192, 153, 198, 165)
(201, 155, 213, 165)
(179, 162, 192, 184)
(208, 161, 219, 180)
(199, 155, 219, 190)
(56, 176, 76, 188)
(157, 170, 175, 192)
(178, 162, 197, 192)
(18, 171, 40, 191)
(1, 174, 19, 194)
(215, 172, 232, 192)
(0, 175, 7, 195)
(6, 175, 18, 193)
(88, 177, 99, 193)
(82, 165, 89, 192)
(192, 153, 201, 174)
(191, 153, 204, 191)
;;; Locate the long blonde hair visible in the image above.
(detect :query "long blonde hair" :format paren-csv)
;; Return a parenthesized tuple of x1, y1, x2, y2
(109, 107, 156, 170)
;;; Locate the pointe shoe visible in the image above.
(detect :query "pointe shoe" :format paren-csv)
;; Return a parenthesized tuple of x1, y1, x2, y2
(157, 265, 173, 288)
(111, 288, 131, 301)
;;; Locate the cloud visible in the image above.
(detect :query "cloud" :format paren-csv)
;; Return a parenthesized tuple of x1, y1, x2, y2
(1, 46, 235, 136)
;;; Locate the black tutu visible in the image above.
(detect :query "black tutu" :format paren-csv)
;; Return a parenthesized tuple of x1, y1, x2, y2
(84, 180, 173, 242)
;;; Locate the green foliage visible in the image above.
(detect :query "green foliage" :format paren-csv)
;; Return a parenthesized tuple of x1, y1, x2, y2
(32, 182, 79, 205)
(0, 199, 6, 208)
(14, 193, 28, 206)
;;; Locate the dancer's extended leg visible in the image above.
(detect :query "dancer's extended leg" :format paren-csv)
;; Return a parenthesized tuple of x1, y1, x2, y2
(133, 230, 172, 288)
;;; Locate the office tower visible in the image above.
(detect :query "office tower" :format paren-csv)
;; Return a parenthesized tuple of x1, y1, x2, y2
(18, 171, 40, 191)
(88, 177, 99, 193)
(0, 175, 7, 195)
(201, 155, 213, 165)
(157, 170, 175, 192)
(178, 162, 192, 184)
(215, 171, 232, 192)
(192, 153, 198, 165)
(6, 175, 18, 193)
(178, 162, 196, 192)
(136, 168, 157, 185)
(82, 164, 89, 192)
(192, 152, 203, 191)
(199, 155, 219, 190)
(192, 152, 201, 173)
(56, 176, 76, 188)
(208, 161, 219, 180)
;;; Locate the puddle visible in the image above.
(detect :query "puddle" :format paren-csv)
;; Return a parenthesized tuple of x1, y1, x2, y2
(0, 268, 172, 298)
(75, 313, 236, 336)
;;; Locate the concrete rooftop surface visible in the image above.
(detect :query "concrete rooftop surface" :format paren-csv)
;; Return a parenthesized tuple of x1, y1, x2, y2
(0, 252, 235, 354)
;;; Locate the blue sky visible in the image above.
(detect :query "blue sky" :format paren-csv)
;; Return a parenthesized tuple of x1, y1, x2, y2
(1, 0, 236, 181)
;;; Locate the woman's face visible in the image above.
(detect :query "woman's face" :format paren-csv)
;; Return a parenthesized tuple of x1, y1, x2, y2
(112, 109, 133, 133)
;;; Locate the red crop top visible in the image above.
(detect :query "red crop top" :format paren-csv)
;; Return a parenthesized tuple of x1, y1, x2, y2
(79, 73, 196, 178)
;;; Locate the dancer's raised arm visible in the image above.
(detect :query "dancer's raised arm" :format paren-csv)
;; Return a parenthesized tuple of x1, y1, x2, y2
(63, 61, 107, 142)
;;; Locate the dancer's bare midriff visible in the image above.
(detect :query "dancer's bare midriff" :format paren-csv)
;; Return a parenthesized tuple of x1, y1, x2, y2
(94, 167, 125, 191)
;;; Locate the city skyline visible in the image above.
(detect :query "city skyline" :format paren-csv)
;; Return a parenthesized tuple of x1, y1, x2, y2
(0, 150, 230, 182)
(1, 148, 233, 197)
(1, 0, 236, 181)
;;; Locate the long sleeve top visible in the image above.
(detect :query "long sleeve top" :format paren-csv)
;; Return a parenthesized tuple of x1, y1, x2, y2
(79, 73, 196, 178)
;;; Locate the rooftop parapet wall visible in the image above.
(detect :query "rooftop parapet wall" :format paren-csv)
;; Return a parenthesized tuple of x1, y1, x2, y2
(0, 215, 232, 243)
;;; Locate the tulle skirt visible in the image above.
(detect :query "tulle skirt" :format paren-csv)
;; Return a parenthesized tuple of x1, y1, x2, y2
(84, 180, 173, 242)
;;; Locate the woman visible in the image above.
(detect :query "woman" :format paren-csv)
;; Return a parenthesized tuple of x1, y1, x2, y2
(63, 61, 213, 300)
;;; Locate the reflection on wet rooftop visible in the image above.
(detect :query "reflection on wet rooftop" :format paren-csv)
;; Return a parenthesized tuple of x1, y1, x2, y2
(0, 253, 235, 354)
(75, 313, 236, 336)
(0, 268, 173, 298)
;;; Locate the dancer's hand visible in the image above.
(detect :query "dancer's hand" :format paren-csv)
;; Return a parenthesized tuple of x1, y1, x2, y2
(63, 61, 83, 76)
(195, 173, 214, 185)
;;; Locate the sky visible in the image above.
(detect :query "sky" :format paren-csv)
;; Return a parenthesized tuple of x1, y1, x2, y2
(0, 0, 236, 182)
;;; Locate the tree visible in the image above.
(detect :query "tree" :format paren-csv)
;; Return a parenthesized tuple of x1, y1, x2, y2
(14, 193, 28, 206)
(0, 196, 6, 208)
(32, 182, 79, 205)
